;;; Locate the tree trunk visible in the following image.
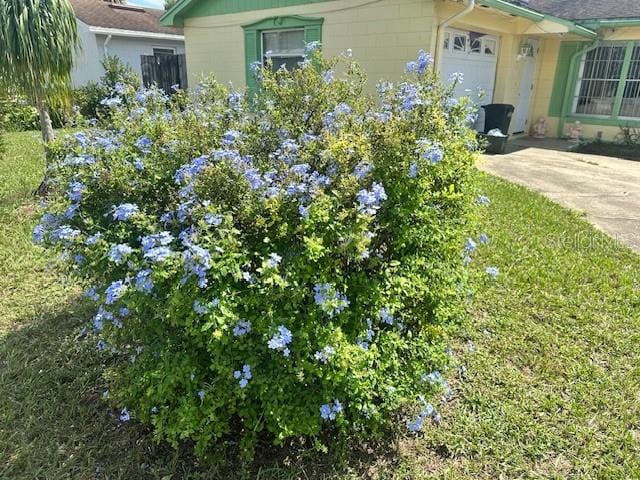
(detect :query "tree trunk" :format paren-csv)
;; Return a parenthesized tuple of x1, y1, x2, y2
(36, 93, 55, 144)
(34, 93, 54, 196)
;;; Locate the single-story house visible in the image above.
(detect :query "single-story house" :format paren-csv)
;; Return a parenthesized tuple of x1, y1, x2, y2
(160, 0, 640, 140)
(70, 0, 186, 87)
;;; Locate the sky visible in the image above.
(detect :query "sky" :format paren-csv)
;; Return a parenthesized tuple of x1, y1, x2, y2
(128, 0, 165, 9)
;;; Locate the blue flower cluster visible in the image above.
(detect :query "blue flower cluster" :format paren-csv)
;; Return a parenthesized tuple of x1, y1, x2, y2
(141, 231, 174, 252)
(356, 182, 387, 215)
(109, 243, 133, 264)
(105, 280, 127, 305)
(405, 50, 433, 75)
(320, 399, 343, 421)
(356, 318, 375, 350)
(314, 345, 336, 364)
(266, 253, 282, 268)
(475, 194, 491, 206)
(135, 269, 153, 293)
(268, 325, 292, 357)
(313, 283, 350, 317)
(233, 364, 252, 388)
(406, 403, 438, 433)
(416, 139, 444, 165)
(485, 266, 499, 279)
(232, 319, 252, 337)
(379, 308, 394, 325)
(112, 203, 139, 221)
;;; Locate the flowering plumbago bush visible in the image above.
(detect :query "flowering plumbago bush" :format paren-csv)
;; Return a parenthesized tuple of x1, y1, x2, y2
(35, 46, 479, 457)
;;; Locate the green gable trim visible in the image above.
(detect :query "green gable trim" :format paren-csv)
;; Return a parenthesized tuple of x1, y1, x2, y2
(161, 0, 329, 27)
(243, 16, 323, 92)
(477, 0, 544, 22)
(477, 0, 597, 38)
(580, 19, 640, 29)
(548, 42, 584, 117)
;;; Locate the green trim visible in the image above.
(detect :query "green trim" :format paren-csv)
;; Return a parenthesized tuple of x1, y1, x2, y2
(161, 0, 328, 27)
(243, 15, 324, 30)
(477, 0, 543, 21)
(243, 15, 323, 92)
(580, 19, 640, 29)
(160, 0, 191, 27)
(558, 40, 600, 137)
(563, 115, 640, 128)
(477, 0, 597, 38)
(549, 42, 583, 117)
(548, 16, 599, 39)
(611, 41, 635, 117)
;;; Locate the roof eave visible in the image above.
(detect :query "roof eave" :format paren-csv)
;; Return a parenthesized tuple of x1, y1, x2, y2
(477, 0, 597, 39)
(88, 26, 184, 40)
(579, 18, 640, 29)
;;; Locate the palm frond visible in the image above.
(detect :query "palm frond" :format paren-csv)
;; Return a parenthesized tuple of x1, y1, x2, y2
(0, 0, 79, 104)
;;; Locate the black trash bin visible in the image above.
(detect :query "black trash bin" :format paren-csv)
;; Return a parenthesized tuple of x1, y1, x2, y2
(481, 103, 514, 136)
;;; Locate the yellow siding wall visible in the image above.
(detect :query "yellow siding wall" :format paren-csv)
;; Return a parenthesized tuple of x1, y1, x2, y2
(184, 0, 437, 89)
(529, 36, 561, 136)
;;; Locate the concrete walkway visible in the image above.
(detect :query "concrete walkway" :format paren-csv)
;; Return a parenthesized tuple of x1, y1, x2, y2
(479, 147, 640, 252)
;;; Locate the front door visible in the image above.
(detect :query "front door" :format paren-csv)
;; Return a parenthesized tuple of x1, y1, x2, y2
(512, 39, 538, 134)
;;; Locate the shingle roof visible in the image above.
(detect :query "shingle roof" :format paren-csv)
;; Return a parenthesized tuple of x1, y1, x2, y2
(70, 0, 183, 35)
(509, 0, 640, 21)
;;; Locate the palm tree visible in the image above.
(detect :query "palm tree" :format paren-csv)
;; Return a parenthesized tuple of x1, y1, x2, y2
(0, 0, 79, 144)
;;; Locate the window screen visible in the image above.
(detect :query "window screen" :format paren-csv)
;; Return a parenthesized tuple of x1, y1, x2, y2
(262, 29, 305, 72)
(574, 46, 625, 116)
(620, 44, 640, 118)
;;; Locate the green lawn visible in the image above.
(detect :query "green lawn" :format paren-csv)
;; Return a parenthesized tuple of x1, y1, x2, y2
(1, 130, 639, 479)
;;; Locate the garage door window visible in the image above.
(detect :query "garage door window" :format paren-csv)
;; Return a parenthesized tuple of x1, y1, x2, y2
(453, 34, 466, 52)
(444, 31, 497, 58)
(484, 39, 497, 56)
(470, 37, 482, 54)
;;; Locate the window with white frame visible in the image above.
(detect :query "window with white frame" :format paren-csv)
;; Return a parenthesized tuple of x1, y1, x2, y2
(573, 43, 640, 118)
(262, 29, 305, 72)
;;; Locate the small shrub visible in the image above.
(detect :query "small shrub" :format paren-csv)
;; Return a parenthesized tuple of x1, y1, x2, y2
(0, 97, 39, 131)
(73, 82, 108, 120)
(36, 48, 479, 459)
(0, 94, 68, 131)
(73, 56, 141, 121)
(616, 125, 640, 146)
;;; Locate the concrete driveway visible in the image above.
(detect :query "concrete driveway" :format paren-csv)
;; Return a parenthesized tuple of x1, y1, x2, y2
(479, 147, 640, 252)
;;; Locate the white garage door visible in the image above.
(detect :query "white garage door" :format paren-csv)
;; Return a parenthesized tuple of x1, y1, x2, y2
(441, 29, 499, 131)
